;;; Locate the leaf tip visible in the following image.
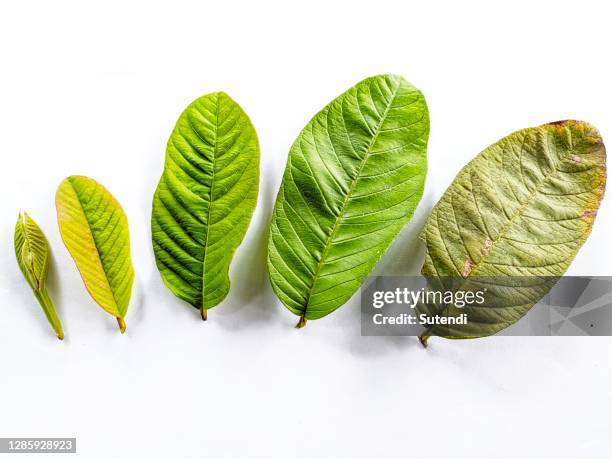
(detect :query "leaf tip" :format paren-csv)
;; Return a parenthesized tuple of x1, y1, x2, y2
(16, 211, 27, 228)
(548, 119, 573, 126)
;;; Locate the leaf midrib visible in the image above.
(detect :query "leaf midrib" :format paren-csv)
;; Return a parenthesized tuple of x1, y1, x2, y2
(200, 92, 220, 309)
(301, 79, 402, 317)
(21, 214, 48, 290)
(20, 216, 38, 287)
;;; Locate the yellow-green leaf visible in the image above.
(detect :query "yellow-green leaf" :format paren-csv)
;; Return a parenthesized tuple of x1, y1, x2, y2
(56, 176, 134, 332)
(14, 212, 64, 340)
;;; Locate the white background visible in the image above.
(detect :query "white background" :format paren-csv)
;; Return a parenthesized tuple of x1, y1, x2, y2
(1, 0, 611, 457)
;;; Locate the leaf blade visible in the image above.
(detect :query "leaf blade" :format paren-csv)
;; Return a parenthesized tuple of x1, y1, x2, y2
(56, 176, 134, 331)
(151, 92, 260, 316)
(268, 74, 429, 322)
(419, 120, 606, 339)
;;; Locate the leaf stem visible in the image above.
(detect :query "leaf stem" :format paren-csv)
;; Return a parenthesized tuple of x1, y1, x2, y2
(34, 289, 64, 340)
(418, 334, 429, 348)
(201, 307, 207, 321)
(117, 316, 126, 333)
(295, 315, 307, 329)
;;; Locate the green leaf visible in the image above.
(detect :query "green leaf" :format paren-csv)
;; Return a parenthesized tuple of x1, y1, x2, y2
(14, 212, 64, 340)
(418, 120, 606, 344)
(151, 92, 259, 319)
(267, 74, 429, 326)
(56, 176, 134, 333)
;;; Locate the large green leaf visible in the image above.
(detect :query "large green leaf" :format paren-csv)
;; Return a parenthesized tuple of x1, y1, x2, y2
(151, 92, 259, 319)
(418, 120, 606, 344)
(14, 212, 64, 340)
(268, 74, 429, 327)
(56, 176, 134, 333)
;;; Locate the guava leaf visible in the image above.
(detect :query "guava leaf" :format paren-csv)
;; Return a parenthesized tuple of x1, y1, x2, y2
(418, 120, 606, 344)
(267, 74, 429, 326)
(151, 92, 259, 319)
(14, 212, 64, 340)
(56, 176, 134, 332)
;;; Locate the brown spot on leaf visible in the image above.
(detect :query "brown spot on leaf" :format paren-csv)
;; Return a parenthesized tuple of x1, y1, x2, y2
(582, 210, 597, 219)
(480, 238, 493, 257)
(462, 259, 475, 277)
